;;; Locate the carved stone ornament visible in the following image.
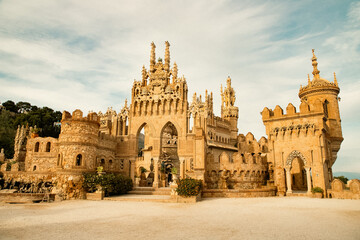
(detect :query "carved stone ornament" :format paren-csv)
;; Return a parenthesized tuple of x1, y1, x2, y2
(286, 150, 307, 166)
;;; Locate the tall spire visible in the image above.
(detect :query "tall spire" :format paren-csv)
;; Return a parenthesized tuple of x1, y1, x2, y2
(142, 65, 148, 86)
(172, 62, 178, 81)
(334, 72, 338, 86)
(307, 74, 311, 85)
(164, 41, 170, 72)
(311, 49, 320, 79)
(150, 42, 156, 72)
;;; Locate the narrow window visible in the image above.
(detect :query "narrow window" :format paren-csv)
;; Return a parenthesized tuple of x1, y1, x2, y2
(46, 142, 51, 152)
(76, 154, 82, 166)
(33, 165, 37, 171)
(34, 142, 40, 152)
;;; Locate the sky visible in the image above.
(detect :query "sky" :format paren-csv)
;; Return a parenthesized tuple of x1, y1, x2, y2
(0, 0, 359, 172)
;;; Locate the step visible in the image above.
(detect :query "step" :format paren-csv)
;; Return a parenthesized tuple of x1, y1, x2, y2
(129, 187, 172, 195)
(104, 194, 174, 203)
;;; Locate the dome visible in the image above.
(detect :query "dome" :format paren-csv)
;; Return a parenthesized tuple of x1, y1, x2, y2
(310, 77, 331, 87)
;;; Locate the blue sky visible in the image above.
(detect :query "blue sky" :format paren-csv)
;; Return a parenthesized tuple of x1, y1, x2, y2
(0, 0, 359, 172)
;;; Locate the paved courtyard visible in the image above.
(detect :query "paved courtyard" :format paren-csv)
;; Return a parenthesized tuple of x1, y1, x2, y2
(0, 197, 359, 240)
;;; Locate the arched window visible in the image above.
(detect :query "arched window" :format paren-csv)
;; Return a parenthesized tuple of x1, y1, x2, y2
(57, 154, 60, 166)
(33, 165, 37, 171)
(100, 159, 105, 166)
(34, 142, 40, 152)
(46, 142, 51, 152)
(109, 160, 113, 165)
(76, 154, 82, 166)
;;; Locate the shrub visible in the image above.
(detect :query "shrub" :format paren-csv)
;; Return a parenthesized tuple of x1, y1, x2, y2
(311, 187, 324, 194)
(176, 178, 203, 197)
(83, 172, 133, 196)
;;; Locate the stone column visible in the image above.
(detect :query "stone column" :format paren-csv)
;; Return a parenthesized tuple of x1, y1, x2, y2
(130, 159, 136, 183)
(305, 167, 312, 194)
(122, 119, 126, 135)
(285, 167, 292, 194)
(153, 157, 159, 188)
(179, 157, 185, 179)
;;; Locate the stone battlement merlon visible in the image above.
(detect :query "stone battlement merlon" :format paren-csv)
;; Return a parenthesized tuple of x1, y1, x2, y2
(61, 110, 99, 125)
(261, 100, 326, 122)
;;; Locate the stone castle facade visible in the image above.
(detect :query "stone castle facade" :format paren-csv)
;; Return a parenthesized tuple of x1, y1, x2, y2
(0, 43, 345, 198)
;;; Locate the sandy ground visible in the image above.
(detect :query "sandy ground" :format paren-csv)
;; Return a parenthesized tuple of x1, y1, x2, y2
(0, 197, 359, 240)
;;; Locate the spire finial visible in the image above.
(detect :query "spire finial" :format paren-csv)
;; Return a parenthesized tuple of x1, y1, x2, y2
(164, 41, 170, 72)
(307, 74, 311, 85)
(142, 65, 148, 86)
(334, 72, 338, 86)
(125, 99, 128, 108)
(311, 49, 320, 79)
(150, 42, 156, 72)
(227, 76, 231, 88)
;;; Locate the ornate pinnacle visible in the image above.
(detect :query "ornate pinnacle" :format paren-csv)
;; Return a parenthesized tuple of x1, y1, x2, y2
(227, 76, 231, 88)
(125, 99, 128, 108)
(164, 41, 170, 72)
(307, 74, 311, 85)
(172, 62, 178, 80)
(334, 72, 338, 86)
(150, 42, 156, 72)
(311, 49, 320, 79)
(142, 65, 148, 86)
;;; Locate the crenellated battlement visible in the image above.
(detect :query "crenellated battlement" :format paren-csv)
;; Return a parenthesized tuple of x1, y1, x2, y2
(261, 100, 325, 121)
(61, 109, 99, 124)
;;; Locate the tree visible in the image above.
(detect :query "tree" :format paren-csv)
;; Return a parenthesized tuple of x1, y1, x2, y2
(16, 101, 32, 113)
(2, 100, 18, 113)
(334, 176, 348, 184)
(0, 110, 16, 159)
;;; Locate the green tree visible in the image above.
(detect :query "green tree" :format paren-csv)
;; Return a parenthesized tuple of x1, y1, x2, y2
(2, 100, 18, 113)
(0, 110, 16, 159)
(334, 176, 348, 184)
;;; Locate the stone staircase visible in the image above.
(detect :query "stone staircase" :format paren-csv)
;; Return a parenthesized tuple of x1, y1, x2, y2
(128, 187, 172, 195)
(104, 187, 173, 202)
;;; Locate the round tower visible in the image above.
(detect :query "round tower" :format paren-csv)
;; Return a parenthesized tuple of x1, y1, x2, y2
(58, 110, 99, 171)
(298, 49, 342, 141)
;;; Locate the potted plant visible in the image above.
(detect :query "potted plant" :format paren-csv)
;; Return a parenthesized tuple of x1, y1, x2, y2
(312, 187, 324, 198)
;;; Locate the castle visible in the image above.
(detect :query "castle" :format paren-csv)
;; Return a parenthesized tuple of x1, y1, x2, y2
(0, 42, 346, 199)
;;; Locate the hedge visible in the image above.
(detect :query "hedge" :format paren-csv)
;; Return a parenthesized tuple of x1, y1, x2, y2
(83, 172, 133, 197)
(176, 178, 203, 197)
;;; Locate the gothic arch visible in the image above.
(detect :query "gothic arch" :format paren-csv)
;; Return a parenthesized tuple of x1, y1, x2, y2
(286, 150, 307, 166)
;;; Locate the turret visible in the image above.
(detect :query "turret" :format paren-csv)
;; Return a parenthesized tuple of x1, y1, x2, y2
(220, 76, 239, 138)
(298, 50, 342, 141)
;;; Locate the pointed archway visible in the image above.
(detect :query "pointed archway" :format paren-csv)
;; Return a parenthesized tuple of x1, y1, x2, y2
(159, 122, 179, 186)
(285, 150, 312, 194)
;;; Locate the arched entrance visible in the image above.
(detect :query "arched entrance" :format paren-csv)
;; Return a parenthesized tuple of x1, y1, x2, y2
(285, 150, 312, 194)
(290, 157, 307, 191)
(159, 122, 179, 187)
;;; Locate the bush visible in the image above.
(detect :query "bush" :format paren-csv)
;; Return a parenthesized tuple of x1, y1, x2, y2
(311, 187, 324, 194)
(176, 178, 203, 197)
(83, 172, 133, 197)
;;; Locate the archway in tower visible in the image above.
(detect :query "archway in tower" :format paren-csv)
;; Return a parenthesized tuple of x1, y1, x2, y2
(290, 157, 307, 191)
(160, 122, 179, 186)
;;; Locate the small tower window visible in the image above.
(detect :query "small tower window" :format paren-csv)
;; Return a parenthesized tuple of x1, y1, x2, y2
(33, 165, 37, 171)
(57, 154, 60, 166)
(34, 142, 40, 152)
(101, 159, 105, 166)
(46, 142, 51, 152)
(76, 154, 82, 166)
